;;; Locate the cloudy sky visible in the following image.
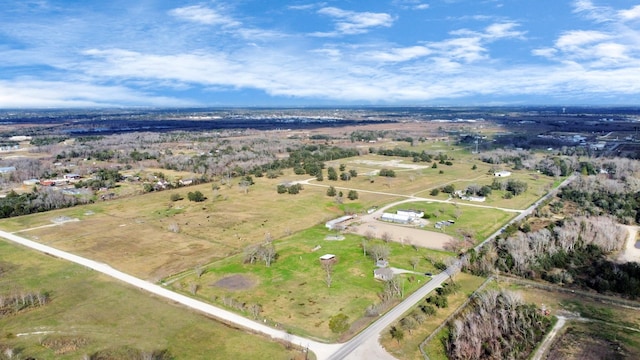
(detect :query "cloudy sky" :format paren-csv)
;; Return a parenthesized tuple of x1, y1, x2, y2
(1, 0, 640, 107)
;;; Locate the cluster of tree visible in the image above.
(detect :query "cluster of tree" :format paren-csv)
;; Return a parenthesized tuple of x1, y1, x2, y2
(445, 290, 552, 360)
(463, 216, 640, 297)
(0, 290, 49, 317)
(74, 168, 123, 190)
(479, 149, 531, 166)
(370, 147, 433, 163)
(559, 175, 640, 223)
(187, 191, 205, 202)
(276, 183, 303, 195)
(243, 243, 277, 267)
(0, 188, 89, 219)
(490, 178, 528, 197)
(389, 281, 458, 343)
(427, 281, 460, 308)
(496, 216, 625, 275)
(350, 130, 387, 142)
(464, 184, 492, 197)
(286, 145, 359, 178)
(379, 169, 396, 177)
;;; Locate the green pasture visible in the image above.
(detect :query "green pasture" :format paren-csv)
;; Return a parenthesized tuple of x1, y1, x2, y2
(0, 240, 299, 360)
(386, 202, 515, 243)
(171, 225, 453, 341)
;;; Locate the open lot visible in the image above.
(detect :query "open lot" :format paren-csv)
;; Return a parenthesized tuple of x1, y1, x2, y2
(0, 239, 299, 360)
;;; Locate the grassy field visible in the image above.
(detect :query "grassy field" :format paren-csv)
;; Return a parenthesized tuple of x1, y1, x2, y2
(0, 170, 399, 281)
(379, 272, 487, 360)
(168, 225, 453, 341)
(0, 144, 546, 348)
(384, 202, 515, 243)
(0, 240, 301, 360)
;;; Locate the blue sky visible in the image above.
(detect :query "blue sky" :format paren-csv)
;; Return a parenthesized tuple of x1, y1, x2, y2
(1, 0, 639, 107)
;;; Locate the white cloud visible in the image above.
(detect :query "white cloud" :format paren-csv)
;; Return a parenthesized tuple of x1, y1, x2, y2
(619, 5, 640, 21)
(0, 79, 193, 108)
(169, 5, 240, 27)
(365, 46, 431, 62)
(312, 7, 394, 37)
(555, 30, 610, 48)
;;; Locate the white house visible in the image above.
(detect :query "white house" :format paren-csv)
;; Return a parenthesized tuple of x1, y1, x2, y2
(381, 212, 411, 224)
(397, 209, 425, 219)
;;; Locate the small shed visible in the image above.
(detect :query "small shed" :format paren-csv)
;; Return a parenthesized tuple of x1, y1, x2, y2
(374, 268, 394, 281)
(319, 254, 336, 264)
(376, 259, 389, 268)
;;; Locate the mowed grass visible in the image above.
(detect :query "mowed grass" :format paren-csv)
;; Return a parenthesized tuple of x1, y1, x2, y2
(173, 225, 450, 341)
(386, 202, 515, 242)
(0, 240, 300, 360)
(380, 272, 487, 360)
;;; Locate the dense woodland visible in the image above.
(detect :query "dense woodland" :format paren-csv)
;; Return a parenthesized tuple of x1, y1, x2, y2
(445, 290, 552, 360)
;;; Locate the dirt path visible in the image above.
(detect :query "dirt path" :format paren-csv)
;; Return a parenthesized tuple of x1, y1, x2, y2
(531, 315, 567, 360)
(618, 225, 640, 263)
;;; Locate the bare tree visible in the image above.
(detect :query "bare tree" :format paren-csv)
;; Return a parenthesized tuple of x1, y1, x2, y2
(249, 303, 262, 319)
(195, 265, 205, 278)
(368, 244, 391, 263)
(322, 260, 335, 288)
(410, 257, 420, 270)
(453, 208, 463, 220)
(261, 243, 277, 267)
(189, 282, 199, 295)
(381, 232, 392, 243)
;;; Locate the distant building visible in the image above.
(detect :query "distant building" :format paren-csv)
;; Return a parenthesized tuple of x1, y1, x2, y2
(63, 173, 81, 180)
(325, 215, 354, 230)
(0, 166, 16, 174)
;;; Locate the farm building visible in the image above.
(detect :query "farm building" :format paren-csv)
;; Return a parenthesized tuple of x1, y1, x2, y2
(63, 173, 81, 180)
(494, 170, 512, 177)
(376, 259, 389, 268)
(397, 209, 425, 219)
(325, 215, 354, 230)
(0, 166, 16, 174)
(374, 268, 394, 281)
(381, 212, 411, 224)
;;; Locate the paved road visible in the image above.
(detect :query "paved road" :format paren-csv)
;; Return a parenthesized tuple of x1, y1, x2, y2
(0, 230, 341, 360)
(329, 272, 452, 360)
